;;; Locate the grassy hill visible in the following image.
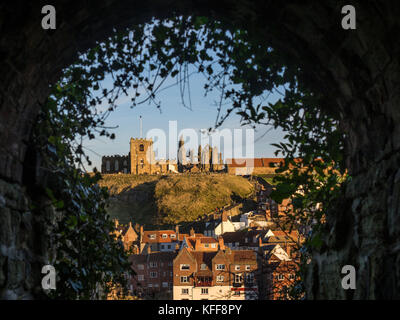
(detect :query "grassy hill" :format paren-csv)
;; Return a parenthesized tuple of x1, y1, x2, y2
(98, 174, 254, 226)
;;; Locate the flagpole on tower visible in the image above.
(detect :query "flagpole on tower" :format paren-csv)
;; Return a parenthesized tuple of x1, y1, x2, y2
(139, 115, 143, 138)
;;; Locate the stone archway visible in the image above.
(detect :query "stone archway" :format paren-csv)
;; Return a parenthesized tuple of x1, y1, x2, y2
(0, 1, 399, 299)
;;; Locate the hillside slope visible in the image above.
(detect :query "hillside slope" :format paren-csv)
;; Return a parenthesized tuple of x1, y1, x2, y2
(98, 174, 254, 225)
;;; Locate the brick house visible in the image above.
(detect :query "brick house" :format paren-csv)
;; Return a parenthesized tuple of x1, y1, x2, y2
(180, 234, 220, 252)
(114, 220, 139, 251)
(173, 238, 258, 300)
(129, 251, 177, 299)
(139, 225, 190, 253)
(257, 244, 299, 300)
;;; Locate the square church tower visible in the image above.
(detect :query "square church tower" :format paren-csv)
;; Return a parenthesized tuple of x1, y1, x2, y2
(130, 138, 155, 174)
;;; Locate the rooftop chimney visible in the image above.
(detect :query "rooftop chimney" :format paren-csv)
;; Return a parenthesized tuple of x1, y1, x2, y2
(222, 211, 228, 222)
(190, 227, 195, 237)
(140, 225, 144, 243)
(175, 225, 180, 235)
(218, 236, 225, 250)
(195, 238, 201, 250)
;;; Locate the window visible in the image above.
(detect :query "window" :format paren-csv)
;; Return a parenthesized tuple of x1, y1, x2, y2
(234, 274, 243, 283)
(138, 264, 144, 270)
(211, 243, 216, 248)
(150, 272, 157, 278)
(201, 288, 208, 295)
(289, 274, 295, 280)
(170, 234, 176, 239)
(162, 282, 168, 288)
(137, 275, 144, 281)
(115, 160, 119, 171)
(149, 234, 156, 239)
(216, 264, 225, 270)
(154, 283, 159, 288)
(246, 273, 254, 284)
(216, 275, 224, 282)
(139, 144, 144, 151)
(106, 160, 110, 171)
(200, 264, 207, 270)
(278, 274, 284, 281)
(162, 234, 168, 239)
(149, 262, 157, 268)
(204, 244, 209, 248)
(148, 283, 153, 288)
(181, 288, 189, 295)
(180, 264, 190, 270)
(235, 265, 240, 271)
(167, 244, 171, 249)
(245, 265, 251, 271)
(180, 276, 188, 283)
(235, 242, 239, 247)
(161, 244, 165, 249)
(233, 291, 240, 296)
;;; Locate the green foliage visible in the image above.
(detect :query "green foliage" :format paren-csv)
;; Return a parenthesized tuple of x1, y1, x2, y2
(34, 70, 133, 301)
(34, 14, 348, 300)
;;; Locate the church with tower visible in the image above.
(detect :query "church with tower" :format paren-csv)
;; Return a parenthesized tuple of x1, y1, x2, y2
(101, 136, 224, 175)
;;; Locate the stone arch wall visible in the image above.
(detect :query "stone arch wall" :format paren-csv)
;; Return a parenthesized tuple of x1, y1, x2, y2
(0, 1, 399, 299)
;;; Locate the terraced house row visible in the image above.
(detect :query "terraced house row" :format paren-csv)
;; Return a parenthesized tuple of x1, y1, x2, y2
(120, 223, 299, 300)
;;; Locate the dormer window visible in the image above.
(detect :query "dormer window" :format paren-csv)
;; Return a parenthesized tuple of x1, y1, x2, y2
(162, 234, 168, 239)
(149, 234, 156, 239)
(200, 264, 207, 270)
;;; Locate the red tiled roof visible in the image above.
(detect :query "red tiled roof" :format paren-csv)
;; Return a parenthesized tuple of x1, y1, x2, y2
(225, 158, 285, 168)
(200, 237, 218, 244)
(143, 230, 180, 243)
(270, 230, 299, 241)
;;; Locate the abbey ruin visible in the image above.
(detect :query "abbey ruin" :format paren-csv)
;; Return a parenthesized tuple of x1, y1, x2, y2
(101, 136, 224, 174)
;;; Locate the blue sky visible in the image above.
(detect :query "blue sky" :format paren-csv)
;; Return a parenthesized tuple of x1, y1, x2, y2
(82, 69, 286, 171)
